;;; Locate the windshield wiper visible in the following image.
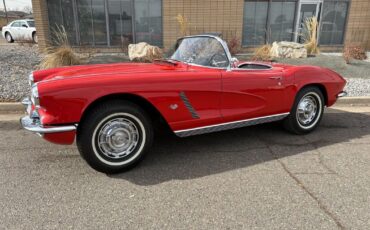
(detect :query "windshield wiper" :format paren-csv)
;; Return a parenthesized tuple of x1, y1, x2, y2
(153, 59, 178, 66)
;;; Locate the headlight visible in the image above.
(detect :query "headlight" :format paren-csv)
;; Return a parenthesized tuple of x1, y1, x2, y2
(28, 73, 34, 86)
(31, 84, 40, 106)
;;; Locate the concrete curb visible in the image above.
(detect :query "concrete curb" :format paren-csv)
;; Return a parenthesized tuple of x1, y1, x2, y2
(335, 97, 370, 106)
(0, 97, 369, 114)
(0, 103, 23, 113)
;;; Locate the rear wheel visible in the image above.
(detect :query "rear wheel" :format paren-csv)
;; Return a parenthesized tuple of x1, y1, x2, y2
(32, 32, 38, 43)
(77, 100, 153, 173)
(5, 32, 14, 43)
(284, 87, 324, 134)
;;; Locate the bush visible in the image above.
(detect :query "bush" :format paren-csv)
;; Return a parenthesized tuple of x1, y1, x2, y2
(39, 25, 81, 69)
(303, 17, 320, 55)
(175, 14, 189, 36)
(343, 45, 367, 64)
(251, 44, 272, 61)
(227, 37, 241, 55)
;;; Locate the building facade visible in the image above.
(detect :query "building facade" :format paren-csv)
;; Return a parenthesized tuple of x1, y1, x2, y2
(32, 0, 370, 52)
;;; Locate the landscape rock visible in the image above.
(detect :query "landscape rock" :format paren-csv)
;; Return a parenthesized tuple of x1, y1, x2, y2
(128, 42, 163, 62)
(270, 41, 307, 59)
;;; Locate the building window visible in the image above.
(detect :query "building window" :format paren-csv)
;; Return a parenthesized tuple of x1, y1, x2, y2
(319, 0, 349, 45)
(108, 0, 133, 46)
(134, 0, 163, 47)
(47, 0, 162, 47)
(242, 1, 268, 46)
(47, 0, 77, 45)
(242, 0, 297, 46)
(270, 1, 296, 43)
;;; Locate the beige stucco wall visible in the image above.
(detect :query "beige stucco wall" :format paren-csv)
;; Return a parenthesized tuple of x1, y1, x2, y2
(162, 0, 244, 50)
(32, 0, 370, 52)
(345, 0, 370, 49)
(31, 0, 50, 51)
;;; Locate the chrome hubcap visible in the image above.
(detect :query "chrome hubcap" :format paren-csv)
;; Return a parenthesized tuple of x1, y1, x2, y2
(97, 118, 139, 159)
(6, 34, 11, 41)
(297, 95, 318, 126)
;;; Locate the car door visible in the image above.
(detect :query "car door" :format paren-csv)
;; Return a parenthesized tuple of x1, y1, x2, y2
(18, 21, 31, 40)
(158, 67, 223, 132)
(9, 21, 21, 39)
(221, 66, 288, 123)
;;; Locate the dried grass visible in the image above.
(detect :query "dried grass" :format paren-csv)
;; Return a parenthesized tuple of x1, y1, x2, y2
(39, 25, 81, 70)
(227, 37, 241, 56)
(303, 17, 320, 55)
(175, 14, 190, 36)
(251, 44, 272, 61)
(343, 44, 367, 64)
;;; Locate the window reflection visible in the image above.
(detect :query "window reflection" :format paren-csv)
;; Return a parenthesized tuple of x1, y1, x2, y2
(92, 0, 107, 45)
(242, 0, 296, 46)
(108, 0, 133, 46)
(47, 0, 77, 45)
(242, 1, 268, 46)
(134, 0, 163, 47)
(47, 0, 162, 47)
(320, 1, 348, 45)
(270, 1, 296, 43)
(77, 0, 93, 45)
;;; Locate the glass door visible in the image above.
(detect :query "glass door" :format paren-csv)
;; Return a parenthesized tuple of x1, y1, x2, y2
(294, 2, 321, 43)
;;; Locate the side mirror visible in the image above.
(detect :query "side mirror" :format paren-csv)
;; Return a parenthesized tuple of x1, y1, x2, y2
(230, 57, 239, 68)
(22, 24, 28, 28)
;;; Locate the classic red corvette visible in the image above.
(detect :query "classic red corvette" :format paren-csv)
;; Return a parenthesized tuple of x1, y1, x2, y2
(21, 35, 347, 173)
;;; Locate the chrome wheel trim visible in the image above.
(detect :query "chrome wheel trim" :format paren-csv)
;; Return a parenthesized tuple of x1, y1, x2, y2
(92, 113, 146, 166)
(296, 92, 322, 130)
(97, 118, 139, 159)
(34, 34, 38, 43)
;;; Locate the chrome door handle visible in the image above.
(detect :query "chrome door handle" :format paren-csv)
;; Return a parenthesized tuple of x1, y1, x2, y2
(269, 76, 282, 80)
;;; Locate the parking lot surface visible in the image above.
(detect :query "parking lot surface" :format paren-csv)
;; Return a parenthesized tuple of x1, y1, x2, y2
(0, 106, 369, 229)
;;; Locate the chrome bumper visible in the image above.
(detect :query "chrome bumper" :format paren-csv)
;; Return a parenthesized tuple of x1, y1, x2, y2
(20, 116, 76, 134)
(337, 91, 348, 98)
(20, 97, 76, 134)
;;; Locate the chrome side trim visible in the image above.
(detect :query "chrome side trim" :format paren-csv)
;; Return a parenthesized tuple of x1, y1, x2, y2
(20, 116, 76, 134)
(337, 91, 348, 98)
(175, 112, 290, 137)
(179, 91, 200, 119)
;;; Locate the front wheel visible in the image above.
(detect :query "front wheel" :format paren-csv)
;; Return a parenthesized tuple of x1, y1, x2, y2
(5, 32, 14, 43)
(284, 87, 324, 134)
(77, 100, 153, 173)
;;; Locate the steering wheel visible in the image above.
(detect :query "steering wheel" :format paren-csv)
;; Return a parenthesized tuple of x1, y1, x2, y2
(209, 53, 228, 67)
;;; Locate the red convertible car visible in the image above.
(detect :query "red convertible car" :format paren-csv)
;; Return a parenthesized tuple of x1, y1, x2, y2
(21, 35, 347, 173)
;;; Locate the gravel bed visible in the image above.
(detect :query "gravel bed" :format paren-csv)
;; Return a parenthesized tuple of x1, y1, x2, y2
(0, 45, 369, 102)
(345, 78, 370, 97)
(0, 45, 41, 102)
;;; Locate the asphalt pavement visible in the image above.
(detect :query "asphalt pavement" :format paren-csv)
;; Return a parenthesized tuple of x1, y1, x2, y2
(0, 106, 370, 229)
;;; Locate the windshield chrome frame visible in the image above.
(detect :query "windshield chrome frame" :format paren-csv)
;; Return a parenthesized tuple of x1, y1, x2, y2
(172, 34, 233, 71)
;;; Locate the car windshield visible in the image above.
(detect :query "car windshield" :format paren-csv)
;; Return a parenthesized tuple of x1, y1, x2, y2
(27, 21, 35, 27)
(169, 36, 229, 68)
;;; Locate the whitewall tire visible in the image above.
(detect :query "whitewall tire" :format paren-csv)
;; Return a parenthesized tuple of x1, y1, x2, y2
(284, 87, 324, 134)
(77, 100, 153, 173)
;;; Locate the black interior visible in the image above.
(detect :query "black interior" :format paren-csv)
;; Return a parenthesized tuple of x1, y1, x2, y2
(238, 63, 272, 70)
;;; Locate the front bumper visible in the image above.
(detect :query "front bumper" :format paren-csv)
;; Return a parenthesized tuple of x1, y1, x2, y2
(20, 116, 76, 134)
(337, 91, 348, 98)
(20, 97, 76, 134)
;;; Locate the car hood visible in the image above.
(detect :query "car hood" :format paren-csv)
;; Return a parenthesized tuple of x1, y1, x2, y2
(34, 62, 184, 83)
